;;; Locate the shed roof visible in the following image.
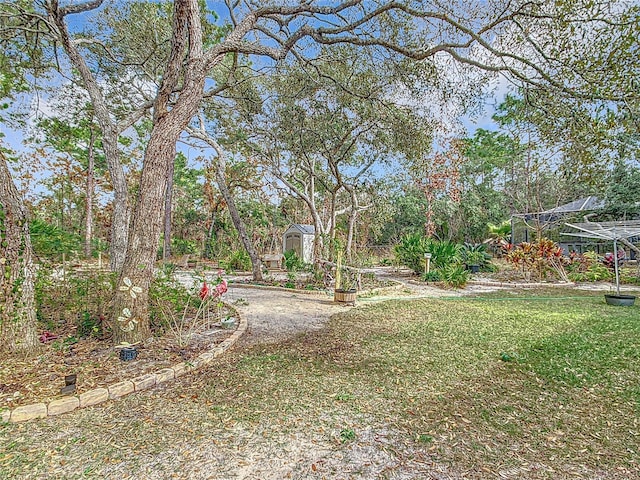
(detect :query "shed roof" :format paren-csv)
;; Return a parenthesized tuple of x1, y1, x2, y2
(285, 224, 316, 235)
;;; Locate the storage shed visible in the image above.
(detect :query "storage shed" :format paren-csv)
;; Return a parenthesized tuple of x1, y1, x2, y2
(283, 224, 315, 264)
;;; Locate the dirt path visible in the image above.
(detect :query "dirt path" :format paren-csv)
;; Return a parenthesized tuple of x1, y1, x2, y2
(225, 285, 349, 346)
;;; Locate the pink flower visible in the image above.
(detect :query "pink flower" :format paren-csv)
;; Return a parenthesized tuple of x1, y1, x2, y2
(215, 279, 228, 296)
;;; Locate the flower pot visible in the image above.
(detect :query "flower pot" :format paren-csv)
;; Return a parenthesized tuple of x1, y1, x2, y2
(334, 288, 357, 305)
(604, 294, 636, 306)
(119, 347, 138, 361)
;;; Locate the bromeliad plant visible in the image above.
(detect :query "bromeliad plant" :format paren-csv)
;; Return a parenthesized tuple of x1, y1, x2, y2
(461, 243, 491, 268)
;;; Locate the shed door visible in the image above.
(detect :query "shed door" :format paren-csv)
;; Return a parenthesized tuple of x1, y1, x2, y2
(285, 233, 302, 258)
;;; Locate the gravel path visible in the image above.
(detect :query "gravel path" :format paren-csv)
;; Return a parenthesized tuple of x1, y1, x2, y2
(176, 270, 354, 346)
(225, 285, 350, 346)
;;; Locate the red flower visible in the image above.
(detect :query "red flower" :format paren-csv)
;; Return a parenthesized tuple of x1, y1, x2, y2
(199, 282, 210, 300)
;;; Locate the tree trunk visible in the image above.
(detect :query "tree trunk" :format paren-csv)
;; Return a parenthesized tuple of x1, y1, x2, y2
(205, 212, 217, 259)
(50, 6, 131, 272)
(188, 126, 264, 280)
(104, 129, 130, 272)
(346, 187, 358, 262)
(110, 122, 177, 344)
(163, 157, 174, 260)
(84, 129, 95, 258)
(111, 0, 206, 344)
(213, 152, 263, 281)
(0, 151, 39, 354)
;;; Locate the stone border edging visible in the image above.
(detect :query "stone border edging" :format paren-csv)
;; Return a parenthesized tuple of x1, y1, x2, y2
(1, 306, 248, 424)
(405, 279, 577, 290)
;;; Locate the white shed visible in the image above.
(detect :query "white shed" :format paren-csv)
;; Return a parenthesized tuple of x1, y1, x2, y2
(283, 224, 315, 264)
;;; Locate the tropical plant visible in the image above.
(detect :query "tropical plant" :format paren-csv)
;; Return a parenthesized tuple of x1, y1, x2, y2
(440, 264, 470, 288)
(427, 241, 463, 270)
(394, 233, 430, 274)
(486, 221, 512, 251)
(284, 249, 305, 272)
(422, 270, 442, 282)
(505, 238, 569, 282)
(566, 251, 612, 282)
(461, 243, 491, 267)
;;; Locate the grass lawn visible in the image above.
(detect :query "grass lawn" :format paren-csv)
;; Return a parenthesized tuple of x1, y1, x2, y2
(2, 288, 639, 478)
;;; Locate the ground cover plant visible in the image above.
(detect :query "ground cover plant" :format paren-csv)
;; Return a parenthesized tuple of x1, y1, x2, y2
(1, 288, 639, 478)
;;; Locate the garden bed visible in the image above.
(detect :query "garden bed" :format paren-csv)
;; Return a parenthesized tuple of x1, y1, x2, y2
(0, 314, 237, 410)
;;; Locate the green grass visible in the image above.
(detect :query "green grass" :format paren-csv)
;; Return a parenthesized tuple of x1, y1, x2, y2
(1, 288, 639, 478)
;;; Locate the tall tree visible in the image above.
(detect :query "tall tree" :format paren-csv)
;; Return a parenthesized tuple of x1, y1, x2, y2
(0, 18, 39, 354)
(256, 47, 434, 260)
(0, 149, 39, 354)
(33, 113, 106, 258)
(187, 121, 265, 281)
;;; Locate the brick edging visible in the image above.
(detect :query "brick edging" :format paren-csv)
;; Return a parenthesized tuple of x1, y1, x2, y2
(1, 306, 248, 423)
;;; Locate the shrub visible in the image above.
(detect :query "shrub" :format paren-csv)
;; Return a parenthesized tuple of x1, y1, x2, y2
(440, 263, 470, 288)
(171, 238, 199, 255)
(30, 219, 81, 259)
(422, 270, 442, 282)
(394, 234, 463, 274)
(567, 251, 612, 282)
(222, 249, 252, 271)
(620, 271, 640, 285)
(284, 249, 305, 271)
(35, 265, 114, 336)
(505, 238, 569, 282)
(394, 233, 430, 274)
(428, 240, 463, 270)
(461, 243, 491, 268)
